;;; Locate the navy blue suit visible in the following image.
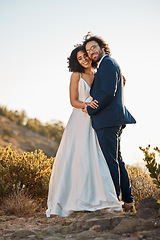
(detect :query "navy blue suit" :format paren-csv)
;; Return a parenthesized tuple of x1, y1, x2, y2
(87, 55, 136, 203)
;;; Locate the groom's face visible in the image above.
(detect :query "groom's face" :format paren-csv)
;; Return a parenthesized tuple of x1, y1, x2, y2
(86, 41, 104, 63)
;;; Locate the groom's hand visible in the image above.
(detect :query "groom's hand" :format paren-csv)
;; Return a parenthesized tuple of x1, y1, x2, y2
(88, 100, 99, 109)
(82, 100, 99, 113)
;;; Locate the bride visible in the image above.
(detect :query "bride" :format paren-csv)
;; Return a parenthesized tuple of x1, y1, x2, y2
(46, 45, 122, 217)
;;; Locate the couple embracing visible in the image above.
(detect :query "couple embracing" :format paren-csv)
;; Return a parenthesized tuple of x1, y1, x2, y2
(46, 34, 136, 217)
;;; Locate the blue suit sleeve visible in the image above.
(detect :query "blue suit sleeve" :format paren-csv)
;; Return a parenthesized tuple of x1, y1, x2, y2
(87, 59, 118, 116)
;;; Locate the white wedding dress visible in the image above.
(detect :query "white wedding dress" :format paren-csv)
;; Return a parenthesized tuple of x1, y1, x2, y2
(46, 76, 122, 217)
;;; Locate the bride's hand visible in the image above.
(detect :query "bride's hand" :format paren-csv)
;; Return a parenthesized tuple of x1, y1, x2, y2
(87, 100, 99, 109)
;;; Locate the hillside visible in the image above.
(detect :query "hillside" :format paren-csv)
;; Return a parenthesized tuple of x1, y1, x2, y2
(0, 115, 59, 157)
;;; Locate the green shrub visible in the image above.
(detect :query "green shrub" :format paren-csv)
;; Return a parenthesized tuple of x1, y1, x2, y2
(140, 145, 160, 188)
(0, 144, 54, 205)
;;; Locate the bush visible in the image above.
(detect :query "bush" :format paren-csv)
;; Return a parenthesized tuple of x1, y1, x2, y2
(0, 106, 27, 125)
(127, 165, 160, 205)
(140, 145, 160, 188)
(0, 144, 54, 205)
(26, 119, 65, 143)
(2, 188, 40, 216)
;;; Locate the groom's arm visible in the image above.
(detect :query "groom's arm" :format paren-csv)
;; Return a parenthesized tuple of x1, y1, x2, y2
(87, 59, 118, 116)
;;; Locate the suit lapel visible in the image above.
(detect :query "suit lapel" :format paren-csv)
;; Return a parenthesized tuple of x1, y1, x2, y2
(90, 72, 97, 94)
(90, 55, 109, 95)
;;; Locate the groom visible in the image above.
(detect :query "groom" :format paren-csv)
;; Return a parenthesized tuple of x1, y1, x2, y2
(83, 35, 136, 212)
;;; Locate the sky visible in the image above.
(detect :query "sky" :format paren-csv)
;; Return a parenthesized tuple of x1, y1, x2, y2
(0, 0, 160, 166)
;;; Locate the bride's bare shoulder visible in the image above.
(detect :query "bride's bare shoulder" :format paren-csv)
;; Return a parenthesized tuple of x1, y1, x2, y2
(71, 72, 80, 79)
(70, 72, 80, 84)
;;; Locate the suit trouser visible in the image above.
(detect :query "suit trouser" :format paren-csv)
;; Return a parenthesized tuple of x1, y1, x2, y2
(96, 126, 134, 203)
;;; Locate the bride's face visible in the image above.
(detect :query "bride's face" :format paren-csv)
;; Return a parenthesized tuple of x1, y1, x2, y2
(77, 51, 92, 69)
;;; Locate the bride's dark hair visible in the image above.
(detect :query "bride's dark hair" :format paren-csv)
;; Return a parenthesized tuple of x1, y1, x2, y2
(68, 45, 85, 73)
(68, 44, 97, 72)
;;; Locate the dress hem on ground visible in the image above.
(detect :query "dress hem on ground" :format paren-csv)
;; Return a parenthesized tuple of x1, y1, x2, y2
(46, 200, 123, 217)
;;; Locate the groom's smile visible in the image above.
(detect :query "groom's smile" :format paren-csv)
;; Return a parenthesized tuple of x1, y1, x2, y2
(86, 41, 104, 63)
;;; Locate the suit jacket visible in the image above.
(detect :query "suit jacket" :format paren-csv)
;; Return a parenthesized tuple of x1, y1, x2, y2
(87, 55, 136, 130)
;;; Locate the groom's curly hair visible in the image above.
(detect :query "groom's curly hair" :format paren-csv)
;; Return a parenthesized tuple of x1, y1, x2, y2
(83, 32, 111, 56)
(68, 45, 97, 72)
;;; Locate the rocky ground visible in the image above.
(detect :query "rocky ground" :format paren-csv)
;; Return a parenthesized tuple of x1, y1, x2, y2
(0, 197, 160, 240)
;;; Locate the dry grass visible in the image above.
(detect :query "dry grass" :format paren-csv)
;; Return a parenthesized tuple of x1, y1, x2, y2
(1, 165, 160, 216)
(1, 190, 41, 216)
(127, 166, 160, 206)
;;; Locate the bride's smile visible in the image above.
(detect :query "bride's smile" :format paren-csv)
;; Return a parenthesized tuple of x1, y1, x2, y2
(77, 50, 92, 69)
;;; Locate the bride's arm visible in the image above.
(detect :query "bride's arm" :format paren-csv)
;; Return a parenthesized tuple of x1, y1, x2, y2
(69, 72, 86, 109)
